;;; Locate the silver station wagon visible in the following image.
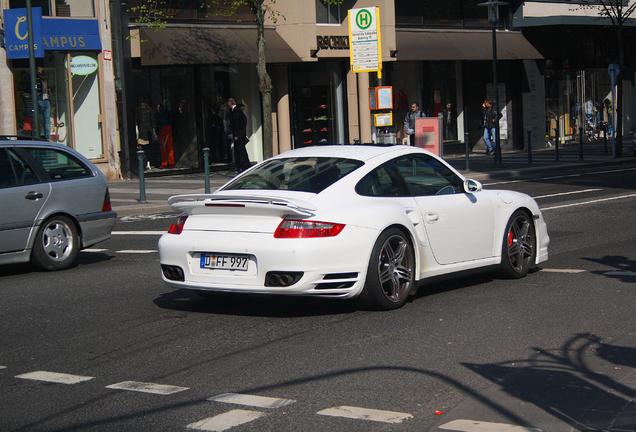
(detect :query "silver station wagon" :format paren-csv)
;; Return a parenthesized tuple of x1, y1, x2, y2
(0, 139, 116, 270)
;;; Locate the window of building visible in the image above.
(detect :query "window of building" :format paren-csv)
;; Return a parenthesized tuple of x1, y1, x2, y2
(54, 0, 95, 17)
(9, 0, 51, 15)
(316, 0, 342, 24)
(395, 0, 507, 28)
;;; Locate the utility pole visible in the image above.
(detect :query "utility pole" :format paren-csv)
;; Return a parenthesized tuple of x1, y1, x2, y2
(26, 0, 39, 138)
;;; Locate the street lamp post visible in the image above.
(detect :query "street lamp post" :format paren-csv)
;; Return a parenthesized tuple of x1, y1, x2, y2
(26, 0, 39, 139)
(479, 0, 507, 167)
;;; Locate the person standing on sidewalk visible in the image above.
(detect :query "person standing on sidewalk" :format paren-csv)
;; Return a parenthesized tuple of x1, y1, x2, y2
(227, 98, 251, 172)
(404, 103, 426, 146)
(481, 99, 499, 156)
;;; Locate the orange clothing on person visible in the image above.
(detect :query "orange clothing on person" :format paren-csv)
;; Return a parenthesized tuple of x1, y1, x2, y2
(159, 125, 175, 168)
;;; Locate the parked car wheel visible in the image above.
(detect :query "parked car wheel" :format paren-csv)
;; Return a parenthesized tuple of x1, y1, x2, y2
(500, 210, 536, 279)
(32, 215, 80, 271)
(358, 228, 415, 310)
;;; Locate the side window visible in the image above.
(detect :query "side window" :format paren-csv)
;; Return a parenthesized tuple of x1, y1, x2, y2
(23, 148, 92, 181)
(5, 149, 39, 186)
(356, 163, 409, 197)
(394, 154, 463, 196)
(0, 149, 17, 188)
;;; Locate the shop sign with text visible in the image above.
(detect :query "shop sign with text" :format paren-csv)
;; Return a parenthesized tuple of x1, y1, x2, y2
(68, 55, 98, 76)
(2, 8, 102, 59)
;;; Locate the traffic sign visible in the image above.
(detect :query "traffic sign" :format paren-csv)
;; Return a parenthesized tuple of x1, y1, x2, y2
(348, 7, 382, 78)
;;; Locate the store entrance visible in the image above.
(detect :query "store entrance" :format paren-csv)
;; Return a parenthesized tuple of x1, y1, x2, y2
(290, 61, 347, 147)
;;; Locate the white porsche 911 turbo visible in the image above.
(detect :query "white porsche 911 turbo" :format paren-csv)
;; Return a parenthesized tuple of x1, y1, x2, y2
(159, 145, 549, 310)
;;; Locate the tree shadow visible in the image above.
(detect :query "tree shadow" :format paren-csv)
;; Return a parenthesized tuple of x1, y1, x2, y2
(463, 333, 636, 432)
(584, 255, 636, 283)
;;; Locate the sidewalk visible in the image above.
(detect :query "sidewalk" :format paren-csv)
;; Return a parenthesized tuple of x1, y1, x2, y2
(109, 146, 636, 217)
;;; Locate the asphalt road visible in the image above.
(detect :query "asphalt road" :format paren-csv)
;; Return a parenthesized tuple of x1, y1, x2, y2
(1, 161, 635, 432)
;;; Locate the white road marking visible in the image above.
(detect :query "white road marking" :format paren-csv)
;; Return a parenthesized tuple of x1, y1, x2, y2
(484, 167, 636, 186)
(541, 193, 636, 211)
(15, 371, 94, 384)
(187, 410, 266, 431)
(106, 381, 189, 395)
(208, 393, 296, 409)
(439, 419, 542, 432)
(116, 250, 158, 254)
(540, 268, 586, 274)
(82, 248, 108, 253)
(317, 406, 413, 424)
(112, 231, 165, 235)
(532, 188, 602, 199)
(0, 365, 6, 369)
(605, 270, 636, 277)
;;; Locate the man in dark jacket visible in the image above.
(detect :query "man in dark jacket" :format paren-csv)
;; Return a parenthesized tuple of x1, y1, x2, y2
(227, 98, 251, 171)
(404, 103, 426, 146)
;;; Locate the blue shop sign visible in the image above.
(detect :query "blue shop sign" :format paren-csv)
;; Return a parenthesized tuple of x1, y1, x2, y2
(3, 7, 44, 59)
(2, 8, 102, 60)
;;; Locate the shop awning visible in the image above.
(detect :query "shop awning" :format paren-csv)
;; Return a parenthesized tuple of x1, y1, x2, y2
(136, 24, 304, 66)
(396, 29, 543, 61)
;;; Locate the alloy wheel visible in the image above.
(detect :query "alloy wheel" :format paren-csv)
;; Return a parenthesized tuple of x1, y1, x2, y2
(506, 214, 535, 273)
(377, 234, 413, 303)
(42, 220, 74, 262)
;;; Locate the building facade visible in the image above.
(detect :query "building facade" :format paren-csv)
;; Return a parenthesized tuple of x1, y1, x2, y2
(0, 0, 121, 179)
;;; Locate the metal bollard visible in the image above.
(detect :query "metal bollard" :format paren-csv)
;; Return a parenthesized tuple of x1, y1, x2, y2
(603, 124, 609, 155)
(464, 132, 470, 172)
(137, 149, 147, 203)
(527, 129, 532, 165)
(203, 147, 211, 194)
(555, 127, 560, 162)
(578, 127, 584, 161)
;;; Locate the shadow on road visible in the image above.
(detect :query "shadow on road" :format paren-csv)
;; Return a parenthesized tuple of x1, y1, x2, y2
(585, 255, 636, 283)
(0, 252, 112, 277)
(463, 333, 636, 432)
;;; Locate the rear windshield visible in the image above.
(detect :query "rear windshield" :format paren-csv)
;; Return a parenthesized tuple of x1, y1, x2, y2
(223, 157, 364, 193)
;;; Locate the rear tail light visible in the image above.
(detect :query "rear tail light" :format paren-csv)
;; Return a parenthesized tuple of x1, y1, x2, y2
(274, 219, 345, 238)
(168, 215, 188, 235)
(102, 188, 112, 212)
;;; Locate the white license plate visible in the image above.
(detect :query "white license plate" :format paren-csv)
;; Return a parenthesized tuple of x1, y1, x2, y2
(199, 254, 249, 271)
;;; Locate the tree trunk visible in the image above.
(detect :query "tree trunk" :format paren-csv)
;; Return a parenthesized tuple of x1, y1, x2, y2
(255, 1, 273, 160)
(615, 25, 624, 157)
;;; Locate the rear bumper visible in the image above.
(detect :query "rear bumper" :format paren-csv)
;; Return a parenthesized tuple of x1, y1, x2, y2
(78, 211, 117, 248)
(158, 226, 377, 298)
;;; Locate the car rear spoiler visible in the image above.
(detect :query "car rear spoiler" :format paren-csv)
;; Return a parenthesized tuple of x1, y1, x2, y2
(167, 194, 317, 218)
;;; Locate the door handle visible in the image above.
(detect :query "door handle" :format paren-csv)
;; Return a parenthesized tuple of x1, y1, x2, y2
(425, 213, 439, 222)
(25, 191, 44, 200)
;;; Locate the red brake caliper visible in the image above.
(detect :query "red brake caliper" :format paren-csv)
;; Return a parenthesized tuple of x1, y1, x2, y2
(507, 229, 514, 247)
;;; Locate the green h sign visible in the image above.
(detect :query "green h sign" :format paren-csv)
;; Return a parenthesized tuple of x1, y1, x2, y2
(356, 9, 372, 29)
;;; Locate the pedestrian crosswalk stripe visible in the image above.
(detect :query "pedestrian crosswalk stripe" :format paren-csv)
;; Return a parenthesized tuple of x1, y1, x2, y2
(439, 419, 542, 432)
(208, 392, 296, 409)
(116, 250, 158, 254)
(317, 405, 413, 424)
(15, 371, 94, 385)
(106, 381, 189, 395)
(187, 410, 266, 431)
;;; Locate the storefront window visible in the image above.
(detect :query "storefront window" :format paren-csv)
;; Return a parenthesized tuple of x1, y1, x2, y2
(291, 61, 347, 147)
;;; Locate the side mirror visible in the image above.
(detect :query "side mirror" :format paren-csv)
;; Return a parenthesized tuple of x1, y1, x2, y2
(463, 178, 482, 193)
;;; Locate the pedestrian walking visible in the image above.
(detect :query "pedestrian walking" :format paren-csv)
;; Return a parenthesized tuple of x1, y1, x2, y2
(227, 98, 251, 172)
(481, 99, 499, 155)
(404, 103, 426, 146)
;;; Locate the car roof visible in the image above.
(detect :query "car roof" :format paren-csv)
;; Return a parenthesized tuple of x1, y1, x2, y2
(274, 144, 424, 162)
